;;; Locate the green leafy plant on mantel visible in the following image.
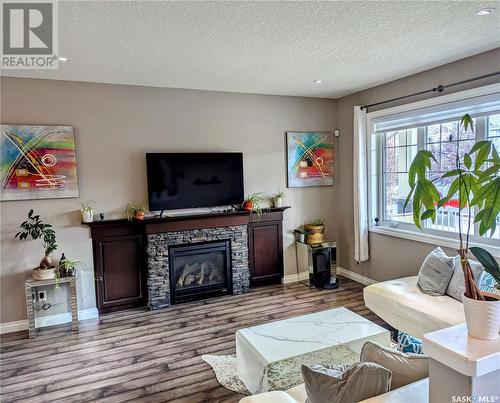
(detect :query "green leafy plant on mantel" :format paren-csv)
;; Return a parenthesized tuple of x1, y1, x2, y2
(405, 114, 500, 300)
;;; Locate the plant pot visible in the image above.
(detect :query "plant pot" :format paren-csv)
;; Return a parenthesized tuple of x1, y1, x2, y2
(295, 232, 306, 243)
(462, 292, 500, 340)
(81, 209, 94, 223)
(32, 267, 57, 281)
(274, 197, 283, 208)
(134, 211, 145, 220)
(305, 225, 325, 244)
(242, 201, 253, 211)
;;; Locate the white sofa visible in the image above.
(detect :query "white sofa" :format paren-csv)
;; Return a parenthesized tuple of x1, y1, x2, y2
(239, 379, 429, 403)
(363, 276, 464, 338)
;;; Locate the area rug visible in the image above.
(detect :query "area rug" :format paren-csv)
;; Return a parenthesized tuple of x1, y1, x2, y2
(202, 344, 359, 395)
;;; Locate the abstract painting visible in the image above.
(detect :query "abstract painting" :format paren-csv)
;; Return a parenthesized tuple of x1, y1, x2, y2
(286, 131, 334, 188)
(1, 125, 79, 201)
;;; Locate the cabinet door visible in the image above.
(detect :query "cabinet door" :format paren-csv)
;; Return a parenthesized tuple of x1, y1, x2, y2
(94, 234, 146, 313)
(248, 221, 283, 285)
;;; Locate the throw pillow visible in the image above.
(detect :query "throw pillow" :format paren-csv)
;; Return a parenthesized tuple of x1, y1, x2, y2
(479, 271, 497, 293)
(417, 247, 454, 296)
(446, 256, 484, 302)
(301, 362, 391, 403)
(396, 332, 423, 354)
(360, 341, 428, 390)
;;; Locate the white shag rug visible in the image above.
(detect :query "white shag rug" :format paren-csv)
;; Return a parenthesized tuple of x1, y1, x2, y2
(202, 344, 359, 395)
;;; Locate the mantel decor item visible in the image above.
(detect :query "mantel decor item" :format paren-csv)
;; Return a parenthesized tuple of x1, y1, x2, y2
(15, 209, 58, 280)
(242, 193, 268, 215)
(286, 131, 334, 188)
(81, 201, 94, 223)
(272, 191, 285, 208)
(124, 204, 149, 221)
(305, 218, 326, 244)
(0, 125, 79, 201)
(405, 114, 500, 340)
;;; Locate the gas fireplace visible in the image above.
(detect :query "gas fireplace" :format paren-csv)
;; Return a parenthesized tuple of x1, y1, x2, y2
(169, 240, 232, 304)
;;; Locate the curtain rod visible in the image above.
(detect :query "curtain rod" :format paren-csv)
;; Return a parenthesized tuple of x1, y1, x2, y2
(360, 71, 500, 111)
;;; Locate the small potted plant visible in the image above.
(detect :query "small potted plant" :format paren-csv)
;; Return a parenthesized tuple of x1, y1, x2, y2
(81, 201, 94, 223)
(272, 191, 285, 208)
(242, 192, 268, 215)
(59, 255, 81, 277)
(305, 218, 326, 244)
(15, 210, 58, 280)
(124, 204, 150, 221)
(405, 114, 500, 340)
(294, 226, 307, 243)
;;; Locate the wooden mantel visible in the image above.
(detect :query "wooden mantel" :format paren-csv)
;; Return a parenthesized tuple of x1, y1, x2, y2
(83, 207, 290, 313)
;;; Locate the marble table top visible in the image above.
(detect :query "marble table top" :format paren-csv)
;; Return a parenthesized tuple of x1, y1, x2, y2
(236, 307, 389, 363)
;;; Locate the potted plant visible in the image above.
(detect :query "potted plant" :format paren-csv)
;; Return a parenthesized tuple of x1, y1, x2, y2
(81, 201, 94, 223)
(59, 256, 81, 277)
(15, 210, 58, 280)
(272, 191, 285, 208)
(305, 218, 326, 244)
(242, 193, 268, 215)
(124, 204, 150, 221)
(294, 226, 307, 243)
(405, 114, 500, 340)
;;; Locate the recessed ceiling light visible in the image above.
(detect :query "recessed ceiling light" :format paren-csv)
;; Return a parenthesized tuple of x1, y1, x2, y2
(313, 80, 323, 84)
(475, 7, 495, 15)
(58, 56, 68, 62)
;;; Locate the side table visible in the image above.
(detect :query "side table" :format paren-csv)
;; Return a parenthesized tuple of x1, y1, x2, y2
(25, 276, 78, 338)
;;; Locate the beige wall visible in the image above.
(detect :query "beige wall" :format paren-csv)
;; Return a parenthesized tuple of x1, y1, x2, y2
(0, 77, 337, 324)
(334, 48, 500, 281)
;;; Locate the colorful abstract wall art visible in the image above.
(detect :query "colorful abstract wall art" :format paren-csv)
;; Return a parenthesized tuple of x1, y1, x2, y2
(286, 131, 334, 188)
(1, 125, 79, 201)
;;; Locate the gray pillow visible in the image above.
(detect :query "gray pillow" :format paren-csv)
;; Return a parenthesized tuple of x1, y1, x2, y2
(301, 362, 392, 403)
(360, 341, 429, 390)
(417, 247, 454, 296)
(446, 256, 484, 302)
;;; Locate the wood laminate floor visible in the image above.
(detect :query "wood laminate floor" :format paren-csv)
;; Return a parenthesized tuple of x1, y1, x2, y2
(0, 277, 388, 403)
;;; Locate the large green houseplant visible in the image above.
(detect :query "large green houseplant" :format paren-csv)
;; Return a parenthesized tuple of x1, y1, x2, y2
(405, 114, 500, 340)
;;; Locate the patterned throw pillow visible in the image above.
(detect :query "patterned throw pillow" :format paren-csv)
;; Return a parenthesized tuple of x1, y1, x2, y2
(479, 271, 497, 293)
(396, 332, 423, 355)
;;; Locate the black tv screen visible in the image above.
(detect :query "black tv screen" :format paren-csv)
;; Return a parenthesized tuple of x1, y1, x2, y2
(146, 153, 244, 211)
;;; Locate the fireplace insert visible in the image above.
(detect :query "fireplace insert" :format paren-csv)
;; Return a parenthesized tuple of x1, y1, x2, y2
(169, 240, 232, 304)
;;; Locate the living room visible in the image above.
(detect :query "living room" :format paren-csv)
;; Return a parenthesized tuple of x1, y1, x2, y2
(1, 1, 499, 402)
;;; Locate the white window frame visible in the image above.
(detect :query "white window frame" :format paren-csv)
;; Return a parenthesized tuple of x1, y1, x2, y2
(366, 83, 500, 257)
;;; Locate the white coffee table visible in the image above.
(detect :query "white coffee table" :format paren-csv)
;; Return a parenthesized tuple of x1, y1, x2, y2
(236, 307, 390, 394)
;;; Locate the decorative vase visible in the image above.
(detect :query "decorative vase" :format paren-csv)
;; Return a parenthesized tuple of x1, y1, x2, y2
(462, 292, 500, 340)
(32, 267, 57, 281)
(134, 211, 145, 220)
(295, 232, 306, 243)
(81, 209, 94, 223)
(242, 201, 253, 211)
(274, 197, 283, 208)
(305, 225, 325, 244)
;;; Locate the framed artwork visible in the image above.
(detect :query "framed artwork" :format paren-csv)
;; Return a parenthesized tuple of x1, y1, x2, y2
(286, 131, 334, 188)
(1, 125, 79, 201)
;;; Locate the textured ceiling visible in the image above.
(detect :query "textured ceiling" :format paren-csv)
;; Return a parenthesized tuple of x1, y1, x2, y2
(3, 1, 500, 98)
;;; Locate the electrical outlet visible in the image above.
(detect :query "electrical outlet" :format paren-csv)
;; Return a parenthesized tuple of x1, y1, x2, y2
(37, 290, 47, 302)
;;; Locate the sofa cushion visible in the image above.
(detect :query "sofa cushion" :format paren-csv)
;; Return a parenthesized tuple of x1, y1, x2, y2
(396, 332, 423, 354)
(301, 362, 391, 403)
(363, 276, 464, 338)
(360, 341, 428, 390)
(446, 257, 484, 302)
(417, 247, 455, 296)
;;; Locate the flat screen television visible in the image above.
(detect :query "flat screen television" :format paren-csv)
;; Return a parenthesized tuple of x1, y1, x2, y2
(146, 152, 244, 211)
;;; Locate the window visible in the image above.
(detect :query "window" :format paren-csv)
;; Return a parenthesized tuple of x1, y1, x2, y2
(369, 87, 500, 251)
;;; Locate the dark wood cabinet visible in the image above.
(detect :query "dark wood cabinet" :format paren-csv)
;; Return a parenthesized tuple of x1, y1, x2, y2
(92, 229, 147, 313)
(248, 212, 284, 286)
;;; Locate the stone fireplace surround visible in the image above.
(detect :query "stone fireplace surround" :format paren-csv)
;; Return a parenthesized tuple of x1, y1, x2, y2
(146, 225, 250, 309)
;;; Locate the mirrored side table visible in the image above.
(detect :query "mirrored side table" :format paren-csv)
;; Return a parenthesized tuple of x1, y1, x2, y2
(295, 241, 339, 289)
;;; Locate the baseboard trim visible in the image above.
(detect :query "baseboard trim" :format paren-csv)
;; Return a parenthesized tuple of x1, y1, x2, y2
(281, 272, 310, 284)
(337, 267, 377, 286)
(0, 308, 99, 334)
